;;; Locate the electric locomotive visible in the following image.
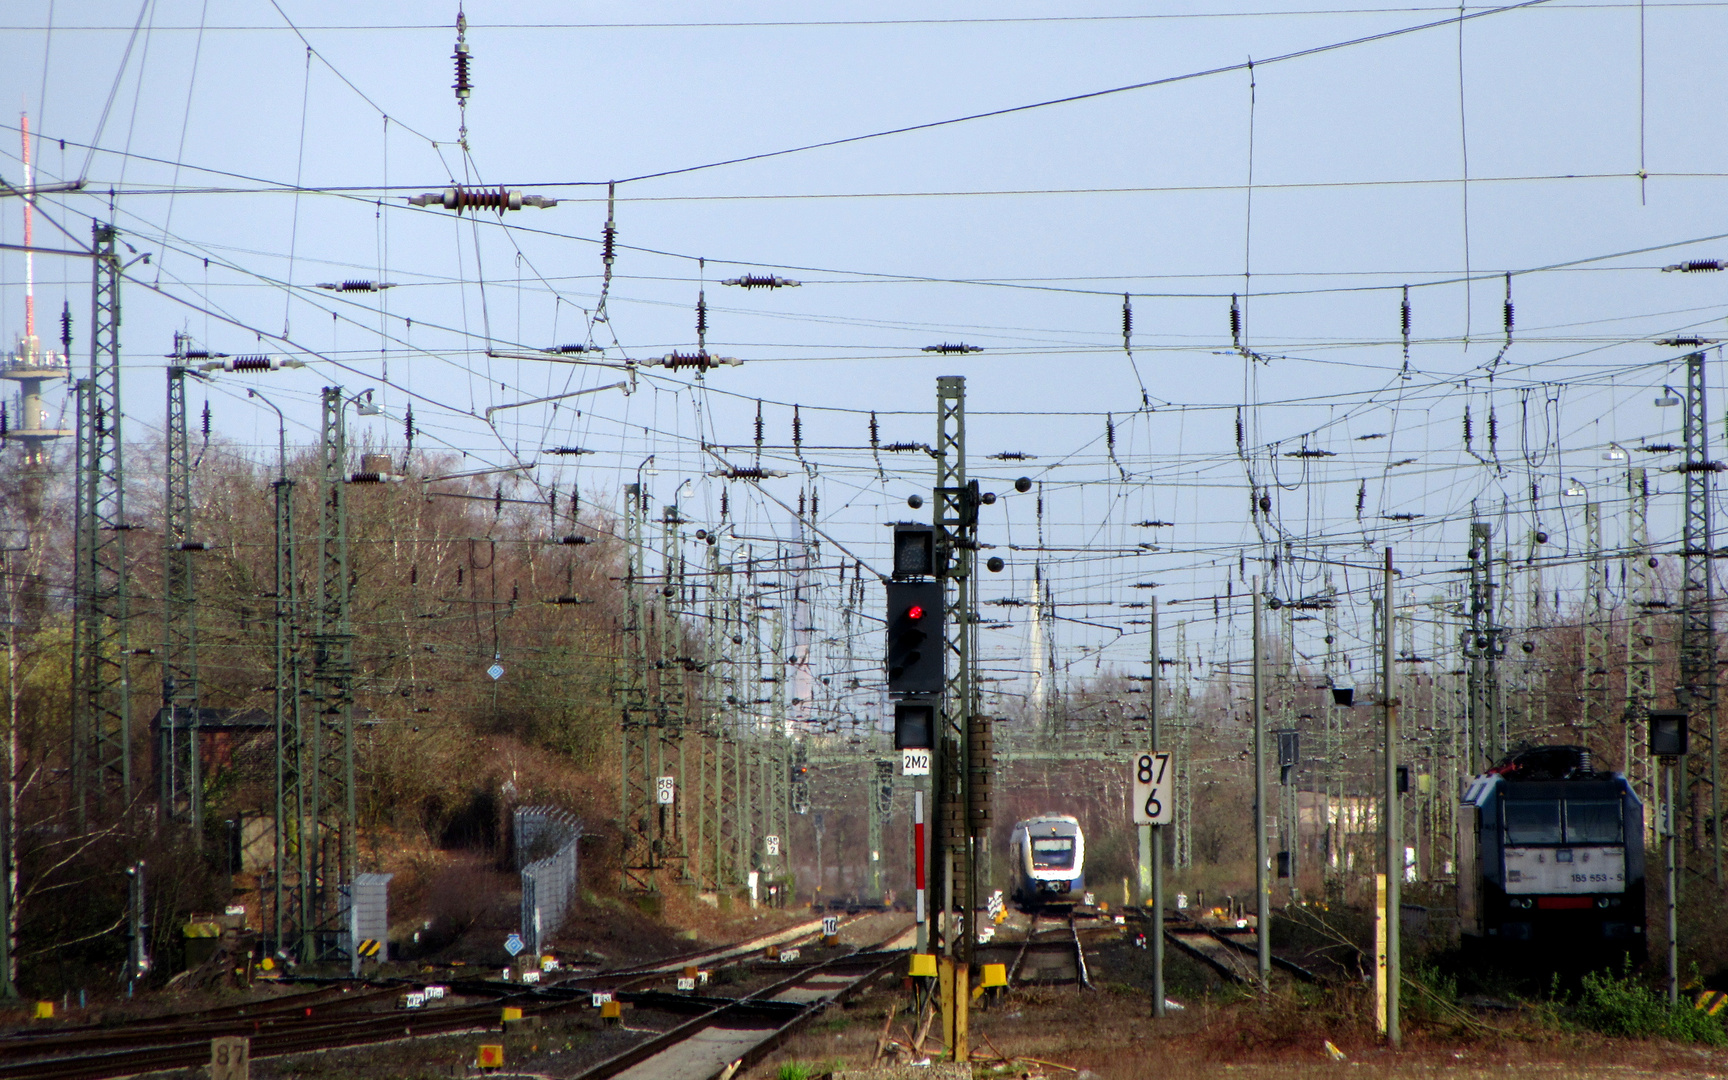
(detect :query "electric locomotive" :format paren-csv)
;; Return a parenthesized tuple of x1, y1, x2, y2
(1008, 814, 1085, 910)
(1458, 745, 1646, 965)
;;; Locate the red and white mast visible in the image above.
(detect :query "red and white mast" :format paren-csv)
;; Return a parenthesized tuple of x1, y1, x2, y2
(20, 112, 32, 340)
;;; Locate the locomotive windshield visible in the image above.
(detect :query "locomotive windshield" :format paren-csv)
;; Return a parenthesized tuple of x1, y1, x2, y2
(1503, 802, 1561, 843)
(1564, 800, 1623, 843)
(1503, 798, 1623, 845)
(1031, 837, 1075, 869)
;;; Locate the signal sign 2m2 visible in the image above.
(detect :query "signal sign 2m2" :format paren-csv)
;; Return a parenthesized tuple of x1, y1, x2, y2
(1131, 751, 1175, 826)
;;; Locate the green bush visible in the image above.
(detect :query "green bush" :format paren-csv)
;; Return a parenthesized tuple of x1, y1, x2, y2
(1571, 968, 1727, 1046)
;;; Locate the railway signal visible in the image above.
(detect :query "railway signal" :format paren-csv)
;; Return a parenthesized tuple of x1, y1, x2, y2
(892, 522, 935, 579)
(885, 580, 944, 693)
(1651, 708, 1687, 1006)
(894, 698, 935, 753)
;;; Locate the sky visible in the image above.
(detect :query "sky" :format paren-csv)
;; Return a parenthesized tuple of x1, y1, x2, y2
(4, 1, 1728, 724)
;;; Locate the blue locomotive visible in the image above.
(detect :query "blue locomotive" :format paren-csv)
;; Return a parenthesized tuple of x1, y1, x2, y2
(1009, 814, 1085, 910)
(1458, 745, 1646, 964)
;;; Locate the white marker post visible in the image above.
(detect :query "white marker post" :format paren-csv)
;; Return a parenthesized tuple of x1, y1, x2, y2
(1131, 752, 1175, 827)
(1131, 742, 1176, 1019)
(914, 790, 927, 952)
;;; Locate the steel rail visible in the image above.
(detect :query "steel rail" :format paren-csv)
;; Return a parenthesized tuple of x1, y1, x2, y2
(0, 998, 511, 1080)
(570, 935, 906, 1080)
(0, 985, 401, 1059)
(1069, 912, 1093, 990)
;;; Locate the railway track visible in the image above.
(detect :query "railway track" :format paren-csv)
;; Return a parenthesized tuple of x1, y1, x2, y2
(1160, 912, 1321, 986)
(0, 993, 516, 1080)
(569, 934, 908, 1080)
(1006, 911, 1090, 988)
(546, 916, 838, 994)
(0, 916, 885, 1080)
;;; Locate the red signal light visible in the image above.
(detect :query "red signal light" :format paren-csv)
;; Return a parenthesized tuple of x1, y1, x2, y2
(907, 605, 925, 620)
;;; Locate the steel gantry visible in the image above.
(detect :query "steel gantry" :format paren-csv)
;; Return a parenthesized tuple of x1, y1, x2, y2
(71, 221, 133, 829)
(1678, 351, 1721, 884)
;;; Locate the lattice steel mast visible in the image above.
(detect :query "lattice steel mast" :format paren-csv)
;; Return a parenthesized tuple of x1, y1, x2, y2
(71, 222, 133, 828)
(932, 375, 982, 962)
(306, 387, 357, 956)
(1464, 521, 1499, 771)
(1581, 501, 1609, 733)
(658, 502, 689, 884)
(1678, 351, 1721, 884)
(159, 337, 205, 836)
(618, 481, 655, 890)
(1625, 465, 1656, 828)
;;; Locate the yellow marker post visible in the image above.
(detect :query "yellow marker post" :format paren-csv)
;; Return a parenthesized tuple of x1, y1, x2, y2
(33, 1001, 52, 1020)
(937, 957, 954, 1053)
(953, 963, 969, 1061)
(600, 1000, 622, 1024)
(1374, 873, 1388, 1036)
(501, 1006, 522, 1024)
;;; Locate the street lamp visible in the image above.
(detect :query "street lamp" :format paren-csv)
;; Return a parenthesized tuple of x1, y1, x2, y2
(245, 388, 289, 481)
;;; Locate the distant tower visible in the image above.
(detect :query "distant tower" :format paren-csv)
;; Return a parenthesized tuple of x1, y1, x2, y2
(2, 114, 71, 467)
(2, 329, 73, 467)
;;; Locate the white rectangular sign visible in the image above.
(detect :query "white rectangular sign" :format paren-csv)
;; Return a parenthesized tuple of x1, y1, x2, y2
(765, 834, 781, 856)
(822, 916, 839, 936)
(1503, 846, 1625, 894)
(1132, 751, 1175, 825)
(656, 776, 675, 805)
(901, 748, 931, 776)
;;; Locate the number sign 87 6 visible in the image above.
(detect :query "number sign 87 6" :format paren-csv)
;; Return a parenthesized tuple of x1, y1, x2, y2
(1131, 751, 1175, 826)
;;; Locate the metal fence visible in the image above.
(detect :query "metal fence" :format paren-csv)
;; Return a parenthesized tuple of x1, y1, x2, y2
(515, 807, 583, 957)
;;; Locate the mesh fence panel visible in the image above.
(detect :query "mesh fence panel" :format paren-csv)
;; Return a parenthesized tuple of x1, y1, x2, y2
(515, 807, 582, 957)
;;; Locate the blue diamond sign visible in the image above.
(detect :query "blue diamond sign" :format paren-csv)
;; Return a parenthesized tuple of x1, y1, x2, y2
(487, 662, 505, 681)
(504, 933, 525, 957)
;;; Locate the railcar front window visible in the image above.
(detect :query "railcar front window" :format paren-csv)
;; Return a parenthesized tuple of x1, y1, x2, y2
(1503, 801, 1562, 844)
(1564, 800, 1622, 843)
(1031, 837, 1075, 870)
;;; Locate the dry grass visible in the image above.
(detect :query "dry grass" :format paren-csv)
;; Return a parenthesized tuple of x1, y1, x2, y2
(760, 978, 1728, 1080)
(754, 929, 1728, 1080)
